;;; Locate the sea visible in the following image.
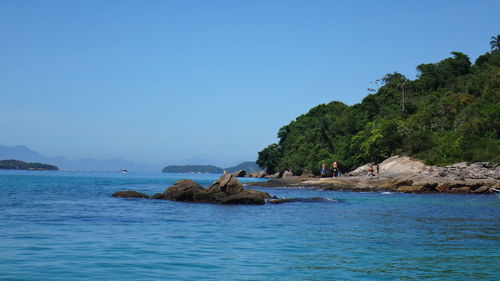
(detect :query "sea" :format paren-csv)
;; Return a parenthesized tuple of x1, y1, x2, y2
(0, 170, 499, 281)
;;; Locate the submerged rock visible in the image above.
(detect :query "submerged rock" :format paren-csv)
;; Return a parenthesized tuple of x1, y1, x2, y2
(269, 197, 335, 204)
(112, 190, 150, 199)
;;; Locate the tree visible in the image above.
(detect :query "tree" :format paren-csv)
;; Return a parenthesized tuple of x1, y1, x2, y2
(490, 35, 500, 50)
(256, 144, 282, 174)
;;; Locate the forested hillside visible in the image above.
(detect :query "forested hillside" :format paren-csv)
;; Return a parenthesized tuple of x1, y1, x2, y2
(257, 41, 500, 175)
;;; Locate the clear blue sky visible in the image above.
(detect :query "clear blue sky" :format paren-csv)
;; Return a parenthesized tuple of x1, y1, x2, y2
(1, 0, 498, 166)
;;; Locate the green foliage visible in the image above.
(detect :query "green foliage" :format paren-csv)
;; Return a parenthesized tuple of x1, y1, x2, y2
(256, 144, 282, 174)
(257, 46, 500, 174)
(0, 159, 58, 170)
(490, 35, 500, 50)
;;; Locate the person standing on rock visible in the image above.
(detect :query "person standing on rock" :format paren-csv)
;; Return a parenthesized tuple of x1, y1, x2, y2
(367, 164, 375, 177)
(320, 163, 326, 177)
(332, 161, 339, 177)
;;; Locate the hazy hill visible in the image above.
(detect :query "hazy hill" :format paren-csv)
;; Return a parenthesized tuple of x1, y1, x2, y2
(162, 165, 224, 174)
(225, 161, 262, 173)
(161, 162, 263, 174)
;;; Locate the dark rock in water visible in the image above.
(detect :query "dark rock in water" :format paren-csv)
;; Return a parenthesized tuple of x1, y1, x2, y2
(151, 192, 167, 199)
(163, 179, 206, 201)
(233, 170, 246, 177)
(112, 174, 273, 205)
(112, 190, 150, 199)
(162, 174, 271, 204)
(222, 190, 272, 204)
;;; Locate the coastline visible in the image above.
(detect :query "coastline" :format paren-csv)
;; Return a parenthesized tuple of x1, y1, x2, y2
(246, 156, 500, 194)
(246, 176, 499, 194)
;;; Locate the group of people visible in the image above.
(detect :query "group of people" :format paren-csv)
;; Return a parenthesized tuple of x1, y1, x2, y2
(320, 161, 340, 177)
(320, 161, 380, 178)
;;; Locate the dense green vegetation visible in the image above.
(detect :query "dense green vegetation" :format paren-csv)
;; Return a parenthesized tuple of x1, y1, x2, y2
(162, 165, 224, 174)
(257, 41, 500, 175)
(0, 159, 58, 170)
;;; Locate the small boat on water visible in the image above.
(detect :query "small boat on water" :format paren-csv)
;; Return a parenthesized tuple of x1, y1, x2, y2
(119, 169, 128, 173)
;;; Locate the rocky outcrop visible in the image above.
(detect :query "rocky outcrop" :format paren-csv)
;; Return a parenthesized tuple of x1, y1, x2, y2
(112, 190, 150, 199)
(265, 172, 281, 178)
(232, 170, 247, 177)
(248, 156, 500, 194)
(439, 162, 500, 181)
(114, 174, 273, 205)
(153, 179, 206, 201)
(245, 171, 267, 178)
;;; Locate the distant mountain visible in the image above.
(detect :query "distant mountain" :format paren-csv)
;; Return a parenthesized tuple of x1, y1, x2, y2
(0, 159, 58, 171)
(0, 145, 262, 173)
(0, 145, 160, 172)
(162, 165, 224, 174)
(0, 145, 64, 164)
(225, 161, 262, 173)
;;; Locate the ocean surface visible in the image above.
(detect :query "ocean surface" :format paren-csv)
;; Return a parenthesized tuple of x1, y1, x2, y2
(0, 170, 499, 281)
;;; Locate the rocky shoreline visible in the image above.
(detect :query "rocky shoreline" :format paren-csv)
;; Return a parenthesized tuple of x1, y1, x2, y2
(245, 156, 500, 194)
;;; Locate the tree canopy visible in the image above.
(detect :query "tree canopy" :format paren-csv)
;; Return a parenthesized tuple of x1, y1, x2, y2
(257, 42, 500, 175)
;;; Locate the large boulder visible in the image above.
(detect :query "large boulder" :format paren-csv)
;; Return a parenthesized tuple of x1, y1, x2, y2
(163, 179, 207, 202)
(265, 172, 281, 178)
(233, 170, 247, 177)
(247, 171, 267, 178)
(208, 173, 243, 194)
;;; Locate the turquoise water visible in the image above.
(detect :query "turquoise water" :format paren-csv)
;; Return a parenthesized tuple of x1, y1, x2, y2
(0, 170, 499, 280)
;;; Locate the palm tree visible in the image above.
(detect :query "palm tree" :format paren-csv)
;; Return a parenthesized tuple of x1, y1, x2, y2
(491, 35, 500, 50)
(397, 81, 406, 112)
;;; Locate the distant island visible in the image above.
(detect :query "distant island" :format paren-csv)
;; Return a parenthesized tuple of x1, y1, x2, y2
(0, 159, 58, 171)
(162, 165, 224, 174)
(162, 161, 263, 174)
